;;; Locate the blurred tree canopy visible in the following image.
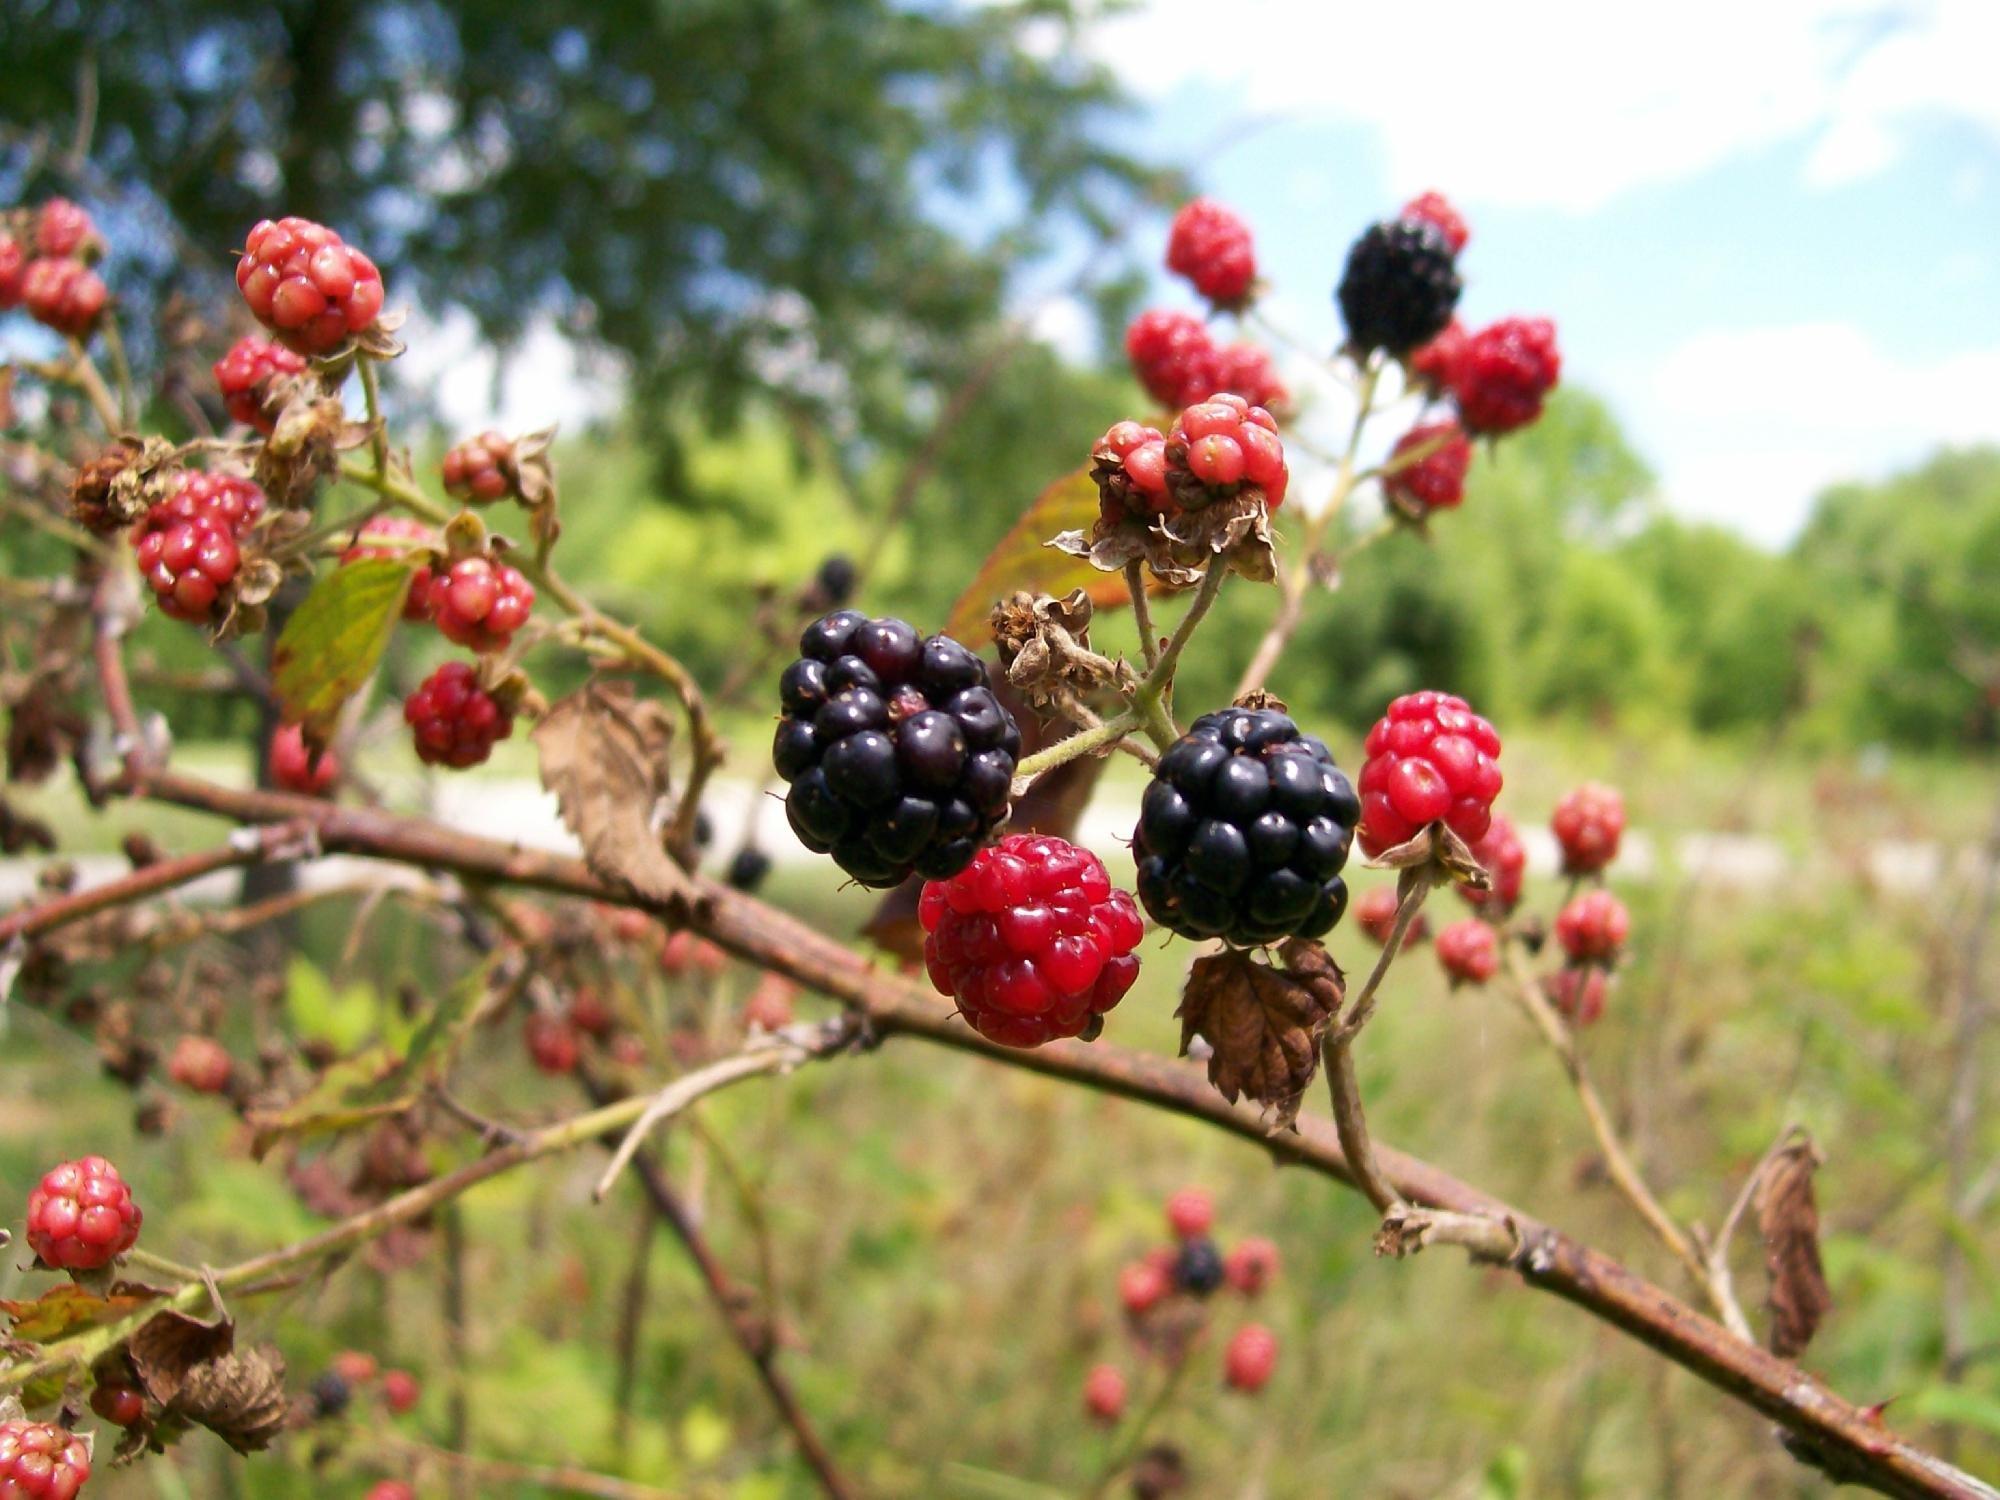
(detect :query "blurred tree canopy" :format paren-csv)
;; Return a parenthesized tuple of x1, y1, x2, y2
(0, 0, 1166, 479)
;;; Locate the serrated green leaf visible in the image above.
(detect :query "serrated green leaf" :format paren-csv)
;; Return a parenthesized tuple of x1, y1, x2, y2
(272, 557, 413, 742)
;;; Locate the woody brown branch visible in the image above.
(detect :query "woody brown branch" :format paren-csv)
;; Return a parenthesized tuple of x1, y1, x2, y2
(118, 765, 1995, 1500)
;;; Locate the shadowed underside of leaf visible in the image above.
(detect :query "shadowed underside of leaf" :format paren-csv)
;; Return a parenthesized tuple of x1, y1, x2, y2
(944, 466, 1147, 648)
(533, 680, 698, 915)
(272, 557, 415, 744)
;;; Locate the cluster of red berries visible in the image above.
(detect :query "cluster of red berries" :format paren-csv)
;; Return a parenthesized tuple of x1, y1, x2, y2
(1552, 782, 1626, 874)
(1, 198, 109, 339)
(1093, 392, 1289, 527)
(1166, 199, 1257, 309)
(1089, 1190, 1281, 1423)
(25, 1156, 143, 1272)
(1555, 889, 1629, 965)
(213, 334, 307, 433)
(132, 472, 266, 624)
(1435, 918, 1499, 985)
(235, 216, 385, 354)
(441, 430, 519, 504)
(1356, 691, 1503, 857)
(167, 1034, 234, 1095)
(269, 723, 340, 797)
(1458, 812, 1526, 914)
(0, 1420, 92, 1498)
(1124, 310, 1287, 413)
(404, 662, 514, 769)
(1382, 419, 1473, 518)
(919, 834, 1143, 1048)
(423, 556, 536, 652)
(1354, 884, 1427, 950)
(341, 516, 436, 621)
(1413, 316, 1562, 436)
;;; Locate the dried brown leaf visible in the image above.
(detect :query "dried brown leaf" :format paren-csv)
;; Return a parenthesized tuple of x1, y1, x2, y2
(170, 1345, 288, 1453)
(1176, 940, 1343, 1131)
(533, 681, 695, 915)
(129, 1307, 235, 1408)
(1757, 1136, 1831, 1359)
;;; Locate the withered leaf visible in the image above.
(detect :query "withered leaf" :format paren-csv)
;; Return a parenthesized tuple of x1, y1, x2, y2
(1176, 940, 1343, 1131)
(0, 1282, 165, 1343)
(1756, 1136, 1832, 1359)
(533, 681, 695, 914)
(129, 1307, 235, 1408)
(170, 1345, 288, 1453)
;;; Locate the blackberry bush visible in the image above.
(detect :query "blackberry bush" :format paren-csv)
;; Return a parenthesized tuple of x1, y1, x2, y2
(774, 610, 1020, 888)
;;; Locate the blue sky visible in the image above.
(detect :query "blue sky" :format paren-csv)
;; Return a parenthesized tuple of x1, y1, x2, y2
(1061, 0, 2000, 545)
(431, 0, 2000, 549)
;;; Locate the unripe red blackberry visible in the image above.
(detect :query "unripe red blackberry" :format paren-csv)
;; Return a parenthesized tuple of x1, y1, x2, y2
(1400, 191, 1469, 254)
(25, 1156, 142, 1271)
(1224, 1236, 1279, 1296)
(1452, 317, 1561, 435)
(1434, 919, 1499, 985)
(36, 198, 96, 259)
(167, 1034, 233, 1094)
(1458, 812, 1526, 914)
(441, 431, 516, 504)
(404, 662, 514, 769)
(367, 1483, 416, 1500)
(1164, 393, 1288, 511)
(1551, 782, 1625, 875)
(1382, 420, 1472, 517)
(22, 257, 107, 338)
(525, 1012, 581, 1075)
(380, 1369, 420, 1415)
(661, 930, 728, 976)
(1223, 1323, 1278, 1392)
(743, 974, 797, 1033)
(569, 987, 615, 1038)
(1118, 1260, 1171, 1316)
(1165, 198, 1257, 309)
(269, 723, 340, 797)
(0, 1419, 93, 1498)
(919, 834, 1142, 1047)
(235, 217, 385, 355)
(1083, 1363, 1128, 1424)
(1210, 341, 1288, 413)
(1091, 419, 1171, 520)
(1354, 884, 1427, 949)
(90, 1383, 146, 1427)
(332, 1350, 379, 1386)
(1172, 1237, 1225, 1297)
(1164, 1187, 1214, 1240)
(1555, 889, 1629, 964)
(1356, 691, 1502, 857)
(775, 611, 1020, 888)
(1124, 309, 1217, 409)
(1547, 967, 1607, 1026)
(1407, 318, 1468, 397)
(341, 515, 436, 621)
(132, 473, 266, 624)
(1136, 708, 1359, 946)
(424, 557, 535, 652)
(1337, 219, 1461, 356)
(213, 335, 307, 434)
(0, 234, 26, 308)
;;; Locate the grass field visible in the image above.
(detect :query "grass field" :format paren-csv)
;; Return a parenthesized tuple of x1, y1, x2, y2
(2, 729, 1995, 1498)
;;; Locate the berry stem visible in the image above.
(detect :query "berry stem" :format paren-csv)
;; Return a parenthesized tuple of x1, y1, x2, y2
(1124, 560, 1160, 669)
(1495, 935, 1734, 1321)
(357, 353, 391, 477)
(1129, 559, 1228, 750)
(62, 341, 125, 432)
(1010, 711, 1141, 782)
(99, 312, 139, 429)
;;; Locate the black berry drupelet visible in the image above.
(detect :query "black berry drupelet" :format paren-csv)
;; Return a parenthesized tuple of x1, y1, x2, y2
(1133, 708, 1360, 946)
(775, 610, 1021, 888)
(1173, 1236, 1226, 1297)
(1336, 218, 1462, 356)
(727, 846, 772, 892)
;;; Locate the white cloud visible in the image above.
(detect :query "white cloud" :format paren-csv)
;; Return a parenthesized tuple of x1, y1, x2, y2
(1088, 0, 2000, 208)
(1647, 322, 2000, 541)
(397, 307, 619, 434)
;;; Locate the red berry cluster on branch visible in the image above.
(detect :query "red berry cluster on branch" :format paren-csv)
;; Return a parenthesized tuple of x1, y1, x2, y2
(1458, 813, 1526, 914)
(1124, 309, 1287, 412)
(1552, 782, 1626, 875)
(213, 334, 308, 434)
(1449, 317, 1562, 435)
(341, 516, 437, 621)
(1356, 691, 1503, 857)
(25, 1156, 143, 1272)
(132, 473, 266, 624)
(1555, 889, 1630, 964)
(441, 431, 518, 504)
(0, 1420, 92, 1499)
(1435, 918, 1499, 985)
(1382, 420, 1472, 518)
(269, 724, 341, 797)
(167, 1034, 234, 1095)
(36, 198, 96, 258)
(1166, 198, 1258, 310)
(1547, 967, 1608, 1026)
(21, 257, 107, 338)
(235, 217, 385, 354)
(1355, 884, 1427, 949)
(423, 556, 536, 652)
(919, 834, 1143, 1047)
(403, 662, 514, 769)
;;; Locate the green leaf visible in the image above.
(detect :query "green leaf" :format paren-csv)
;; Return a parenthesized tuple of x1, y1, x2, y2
(1908, 1384, 2000, 1437)
(247, 1046, 410, 1158)
(285, 957, 382, 1054)
(272, 557, 413, 742)
(1, 1283, 164, 1343)
(372, 954, 499, 1097)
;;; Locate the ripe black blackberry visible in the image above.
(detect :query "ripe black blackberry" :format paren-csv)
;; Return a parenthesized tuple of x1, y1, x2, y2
(727, 846, 772, 892)
(1336, 219, 1462, 356)
(811, 554, 857, 608)
(1173, 1236, 1225, 1297)
(1133, 708, 1360, 946)
(310, 1370, 352, 1418)
(775, 610, 1020, 888)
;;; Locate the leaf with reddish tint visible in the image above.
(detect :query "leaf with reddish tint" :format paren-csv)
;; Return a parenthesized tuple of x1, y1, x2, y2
(1176, 940, 1344, 1131)
(2, 1283, 164, 1343)
(272, 557, 414, 744)
(944, 467, 1142, 648)
(1757, 1136, 1832, 1359)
